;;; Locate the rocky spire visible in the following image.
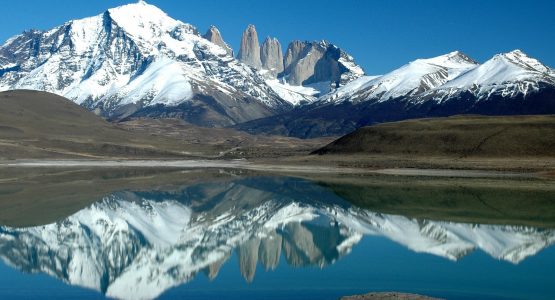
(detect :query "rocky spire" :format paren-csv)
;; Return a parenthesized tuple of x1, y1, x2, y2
(283, 40, 308, 74)
(202, 25, 233, 56)
(237, 24, 262, 69)
(260, 37, 284, 77)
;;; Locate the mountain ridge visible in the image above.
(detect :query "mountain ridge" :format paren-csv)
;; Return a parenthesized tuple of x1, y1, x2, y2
(236, 49, 555, 138)
(0, 1, 553, 137)
(0, 1, 365, 125)
(0, 1, 292, 126)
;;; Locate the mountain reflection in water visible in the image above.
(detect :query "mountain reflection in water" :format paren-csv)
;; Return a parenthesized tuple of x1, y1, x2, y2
(0, 175, 553, 300)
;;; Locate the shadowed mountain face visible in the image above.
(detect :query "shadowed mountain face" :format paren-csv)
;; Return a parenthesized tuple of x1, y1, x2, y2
(0, 174, 554, 299)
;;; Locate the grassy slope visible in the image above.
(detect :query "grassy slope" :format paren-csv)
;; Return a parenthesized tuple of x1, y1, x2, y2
(313, 115, 555, 157)
(0, 90, 328, 159)
(119, 118, 334, 159)
(0, 90, 219, 159)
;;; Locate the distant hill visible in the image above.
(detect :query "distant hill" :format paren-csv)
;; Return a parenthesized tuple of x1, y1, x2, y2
(0, 90, 325, 159)
(0, 90, 211, 159)
(312, 115, 555, 157)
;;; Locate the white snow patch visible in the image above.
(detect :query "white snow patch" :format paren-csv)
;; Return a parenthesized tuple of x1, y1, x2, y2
(114, 57, 193, 106)
(265, 79, 322, 105)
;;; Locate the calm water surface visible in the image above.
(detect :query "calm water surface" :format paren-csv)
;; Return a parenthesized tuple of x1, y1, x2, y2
(0, 170, 553, 299)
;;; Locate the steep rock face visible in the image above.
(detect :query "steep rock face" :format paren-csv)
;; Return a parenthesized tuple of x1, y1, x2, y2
(260, 37, 284, 77)
(202, 25, 233, 56)
(237, 24, 262, 69)
(0, 2, 289, 127)
(283, 40, 307, 74)
(261, 39, 365, 106)
(282, 41, 364, 86)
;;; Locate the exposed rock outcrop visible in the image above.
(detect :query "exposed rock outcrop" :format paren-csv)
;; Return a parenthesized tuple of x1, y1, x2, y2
(284, 40, 364, 86)
(283, 40, 307, 74)
(202, 25, 233, 56)
(260, 37, 284, 77)
(237, 24, 262, 69)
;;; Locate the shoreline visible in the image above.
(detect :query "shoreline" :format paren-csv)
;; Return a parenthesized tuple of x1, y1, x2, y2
(0, 159, 543, 179)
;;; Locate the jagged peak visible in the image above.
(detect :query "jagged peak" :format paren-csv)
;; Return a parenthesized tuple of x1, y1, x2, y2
(489, 49, 550, 73)
(106, 1, 194, 40)
(413, 51, 478, 68)
(264, 36, 275, 42)
(317, 39, 331, 46)
(492, 49, 531, 61)
(245, 24, 257, 32)
(262, 36, 280, 44)
(202, 25, 233, 56)
(203, 25, 221, 38)
(445, 50, 477, 63)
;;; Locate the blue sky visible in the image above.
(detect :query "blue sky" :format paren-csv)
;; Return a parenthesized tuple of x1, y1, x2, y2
(1, 0, 554, 74)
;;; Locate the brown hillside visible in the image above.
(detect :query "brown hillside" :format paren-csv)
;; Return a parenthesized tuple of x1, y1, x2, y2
(313, 115, 555, 157)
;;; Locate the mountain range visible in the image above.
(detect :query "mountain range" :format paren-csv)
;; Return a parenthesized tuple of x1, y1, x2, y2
(1, 176, 553, 300)
(0, 1, 553, 136)
(237, 50, 555, 137)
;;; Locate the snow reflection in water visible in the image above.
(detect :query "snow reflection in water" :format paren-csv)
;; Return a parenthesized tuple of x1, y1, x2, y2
(0, 176, 553, 300)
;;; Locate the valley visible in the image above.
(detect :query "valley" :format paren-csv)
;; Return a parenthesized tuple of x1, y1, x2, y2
(0, 89, 553, 175)
(0, 1, 554, 299)
(0, 90, 330, 160)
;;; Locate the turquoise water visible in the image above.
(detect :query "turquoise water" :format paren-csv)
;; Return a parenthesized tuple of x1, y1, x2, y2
(0, 175, 553, 299)
(0, 235, 553, 300)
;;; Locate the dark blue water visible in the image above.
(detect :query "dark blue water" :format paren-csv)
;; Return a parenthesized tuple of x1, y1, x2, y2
(0, 174, 553, 299)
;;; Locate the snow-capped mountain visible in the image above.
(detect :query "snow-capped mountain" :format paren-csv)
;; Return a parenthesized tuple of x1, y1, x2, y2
(236, 50, 555, 138)
(421, 50, 555, 102)
(0, 176, 553, 300)
(322, 49, 554, 105)
(320, 51, 478, 103)
(1, 1, 553, 135)
(0, 1, 368, 125)
(0, 1, 291, 126)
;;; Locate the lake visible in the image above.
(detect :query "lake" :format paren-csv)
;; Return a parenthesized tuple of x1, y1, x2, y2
(0, 167, 553, 299)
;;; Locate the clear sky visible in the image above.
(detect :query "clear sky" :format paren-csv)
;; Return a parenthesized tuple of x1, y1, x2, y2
(1, 0, 554, 74)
